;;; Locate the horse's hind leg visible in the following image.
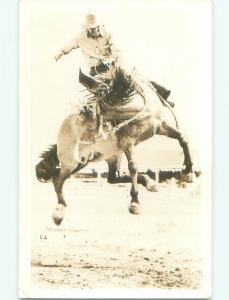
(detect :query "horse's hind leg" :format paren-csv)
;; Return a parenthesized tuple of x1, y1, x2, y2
(106, 155, 122, 184)
(137, 173, 158, 192)
(157, 122, 194, 182)
(106, 155, 158, 191)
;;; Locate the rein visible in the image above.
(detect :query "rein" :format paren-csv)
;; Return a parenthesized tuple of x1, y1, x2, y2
(155, 90, 179, 130)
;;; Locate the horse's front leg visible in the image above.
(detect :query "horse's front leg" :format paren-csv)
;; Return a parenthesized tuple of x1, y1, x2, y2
(52, 166, 72, 225)
(124, 143, 140, 215)
(52, 113, 79, 225)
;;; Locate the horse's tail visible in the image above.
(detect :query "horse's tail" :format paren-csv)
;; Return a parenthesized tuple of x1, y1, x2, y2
(35, 145, 60, 182)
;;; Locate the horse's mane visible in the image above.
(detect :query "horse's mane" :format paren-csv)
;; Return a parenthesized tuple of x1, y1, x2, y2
(91, 68, 142, 106)
(40, 144, 58, 159)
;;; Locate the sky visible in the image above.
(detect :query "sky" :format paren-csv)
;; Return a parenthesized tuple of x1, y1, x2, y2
(20, 0, 212, 170)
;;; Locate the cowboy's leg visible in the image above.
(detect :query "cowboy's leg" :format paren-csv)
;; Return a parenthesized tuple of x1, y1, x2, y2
(79, 68, 101, 89)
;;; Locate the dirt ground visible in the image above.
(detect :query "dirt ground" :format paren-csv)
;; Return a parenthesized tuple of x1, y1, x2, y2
(31, 177, 204, 290)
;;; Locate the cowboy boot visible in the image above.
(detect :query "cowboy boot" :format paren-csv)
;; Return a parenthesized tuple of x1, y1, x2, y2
(150, 81, 171, 100)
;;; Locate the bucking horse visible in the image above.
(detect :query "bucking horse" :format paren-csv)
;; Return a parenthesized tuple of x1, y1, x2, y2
(36, 67, 194, 225)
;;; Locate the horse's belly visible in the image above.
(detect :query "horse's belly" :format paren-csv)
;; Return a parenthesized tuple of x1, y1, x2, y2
(78, 135, 121, 162)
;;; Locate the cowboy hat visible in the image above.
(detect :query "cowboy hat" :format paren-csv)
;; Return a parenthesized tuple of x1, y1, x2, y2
(85, 13, 101, 29)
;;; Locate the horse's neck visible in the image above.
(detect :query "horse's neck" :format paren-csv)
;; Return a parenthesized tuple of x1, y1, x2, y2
(77, 108, 99, 141)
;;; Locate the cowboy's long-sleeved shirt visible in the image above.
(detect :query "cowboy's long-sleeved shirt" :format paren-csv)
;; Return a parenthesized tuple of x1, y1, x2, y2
(60, 28, 122, 68)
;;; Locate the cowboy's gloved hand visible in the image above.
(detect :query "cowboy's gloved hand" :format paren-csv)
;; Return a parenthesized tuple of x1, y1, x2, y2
(102, 58, 113, 66)
(95, 82, 109, 98)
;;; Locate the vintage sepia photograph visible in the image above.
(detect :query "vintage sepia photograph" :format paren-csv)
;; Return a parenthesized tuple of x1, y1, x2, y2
(19, 0, 212, 298)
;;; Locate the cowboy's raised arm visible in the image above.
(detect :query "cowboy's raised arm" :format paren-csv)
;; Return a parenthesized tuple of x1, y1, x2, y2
(54, 37, 80, 61)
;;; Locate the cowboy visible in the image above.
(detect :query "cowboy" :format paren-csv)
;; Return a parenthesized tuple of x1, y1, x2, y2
(55, 13, 121, 87)
(54, 13, 171, 101)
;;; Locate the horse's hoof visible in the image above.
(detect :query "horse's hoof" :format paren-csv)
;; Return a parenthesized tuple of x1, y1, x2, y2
(181, 172, 195, 183)
(52, 204, 65, 226)
(146, 181, 158, 192)
(129, 203, 140, 215)
(52, 215, 63, 226)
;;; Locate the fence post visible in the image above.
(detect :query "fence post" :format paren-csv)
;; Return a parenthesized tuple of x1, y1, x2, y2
(155, 169, 160, 183)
